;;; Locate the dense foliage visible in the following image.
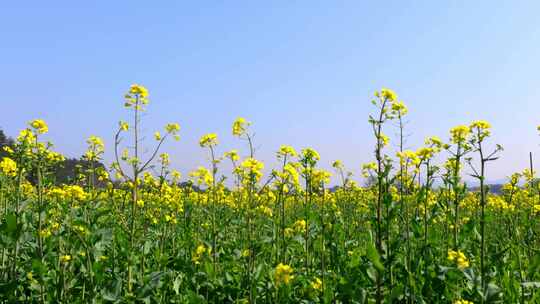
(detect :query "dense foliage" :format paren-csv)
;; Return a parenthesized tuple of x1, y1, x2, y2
(1, 85, 539, 303)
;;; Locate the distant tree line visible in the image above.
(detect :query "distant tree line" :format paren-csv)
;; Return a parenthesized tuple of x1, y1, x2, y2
(1, 128, 507, 193)
(0, 129, 14, 159)
(0, 128, 106, 186)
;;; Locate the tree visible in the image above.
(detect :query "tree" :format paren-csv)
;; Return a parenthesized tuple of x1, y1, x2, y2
(0, 129, 15, 159)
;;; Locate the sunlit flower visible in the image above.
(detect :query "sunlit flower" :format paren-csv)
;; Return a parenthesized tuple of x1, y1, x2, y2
(30, 119, 48, 134)
(224, 150, 240, 162)
(332, 160, 343, 169)
(199, 133, 218, 147)
(293, 219, 307, 233)
(124, 84, 149, 109)
(310, 277, 322, 291)
(0, 157, 17, 177)
(275, 263, 294, 286)
(165, 123, 181, 141)
(119, 121, 129, 131)
(469, 120, 491, 141)
(450, 125, 470, 144)
(362, 162, 377, 177)
(129, 84, 148, 98)
(278, 145, 297, 158)
(447, 249, 470, 269)
(60, 255, 72, 263)
(391, 100, 408, 115)
(241, 157, 264, 182)
(189, 166, 213, 186)
(375, 88, 397, 102)
(84, 135, 104, 161)
(232, 117, 250, 136)
(192, 244, 211, 265)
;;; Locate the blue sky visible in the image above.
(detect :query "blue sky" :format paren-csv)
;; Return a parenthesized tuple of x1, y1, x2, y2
(1, 1, 539, 183)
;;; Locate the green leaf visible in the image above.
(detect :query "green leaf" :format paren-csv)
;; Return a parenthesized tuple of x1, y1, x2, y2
(366, 243, 384, 272)
(387, 284, 404, 302)
(5, 213, 17, 233)
(173, 274, 182, 295)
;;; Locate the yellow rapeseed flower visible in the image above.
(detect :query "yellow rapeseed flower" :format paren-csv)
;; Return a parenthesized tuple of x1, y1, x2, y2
(60, 255, 72, 263)
(241, 157, 264, 172)
(362, 162, 377, 177)
(416, 147, 435, 161)
(425, 136, 443, 150)
(310, 277, 322, 292)
(172, 170, 182, 181)
(281, 163, 299, 185)
(119, 121, 129, 131)
(241, 157, 264, 181)
(124, 84, 149, 109)
(447, 249, 470, 269)
(65, 185, 87, 201)
(332, 160, 343, 169)
(379, 133, 390, 147)
(129, 84, 149, 98)
(189, 166, 213, 186)
(160, 153, 170, 166)
(275, 263, 294, 286)
(396, 150, 420, 167)
(293, 219, 306, 233)
(375, 88, 398, 102)
(224, 150, 240, 162)
(278, 145, 297, 158)
(469, 120, 491, 141)
(199, 133, 218, 147)
(30, 119, 48, 134)
(165, 123, 181, 141)
(391, 100, 408, 115)
(232, 117, 250, 137)
(301, 148, 320, 163)
(450, 125, 470, 144)
(17, 129, 35, 145)
(192, 244, 211, 265)
(312, 169, 331, 185)
(85, 135, 104, 161)
(0, 157, 17, 177)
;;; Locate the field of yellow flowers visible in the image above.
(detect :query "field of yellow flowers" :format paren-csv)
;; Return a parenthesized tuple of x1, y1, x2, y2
(1, 85, 540, 303)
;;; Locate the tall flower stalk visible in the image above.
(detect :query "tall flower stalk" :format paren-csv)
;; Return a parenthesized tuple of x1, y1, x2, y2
(299, 148, 320, 275)
(446, 125, 471, 249)
(275, 146, 298, 262)
(368, 88, 397, 303)
(113, 84, 180, 294)
(467, 120, 502, 301)
(199, 133, 219, 271)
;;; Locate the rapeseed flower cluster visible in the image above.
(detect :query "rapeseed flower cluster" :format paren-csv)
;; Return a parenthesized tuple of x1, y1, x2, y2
(447, 249, 470, 269)
(232, 117, 250, 137)
(84, 135, 104, 161)
(192, 244, 211, 265)
(0, 157, 17, 177)
(450, 125, 470, 144)
(275, 263, 294, 286)
(124, 84, 149, 110)
(240, 157, 264, 182)
(199, 133, 218, 147)
(30, 119, 48, 134)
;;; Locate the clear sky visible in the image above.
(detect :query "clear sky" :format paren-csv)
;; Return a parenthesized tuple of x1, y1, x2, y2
(1, 1, 539, 184)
